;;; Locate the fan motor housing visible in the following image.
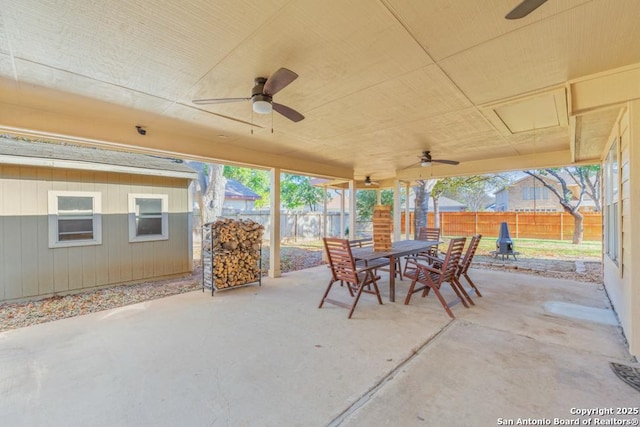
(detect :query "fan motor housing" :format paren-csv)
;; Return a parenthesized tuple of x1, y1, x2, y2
(252, 78, 267, 96)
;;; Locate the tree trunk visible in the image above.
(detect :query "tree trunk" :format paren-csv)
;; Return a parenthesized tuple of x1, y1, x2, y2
(413, 180, 436, 239)
(202, 163, 226, 224)
(571, 210, 584, 244)
(433, 196, 440, 228)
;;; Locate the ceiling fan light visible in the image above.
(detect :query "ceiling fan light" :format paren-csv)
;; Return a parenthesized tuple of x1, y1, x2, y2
(421, 161, 431, 167)
(253, 100, 272, 114)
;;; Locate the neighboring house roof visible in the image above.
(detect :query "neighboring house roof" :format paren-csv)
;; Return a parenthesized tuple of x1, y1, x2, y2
(225, 178, 261, 200)
(428, 195, 465, 210)
(0, 136, 197, 179)
(407, 194, 466, 210)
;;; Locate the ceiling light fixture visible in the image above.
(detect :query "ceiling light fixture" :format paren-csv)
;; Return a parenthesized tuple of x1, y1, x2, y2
(252, 94, 272, 114)
(364, 176, 372, 186)
(421, 160, 431, 167)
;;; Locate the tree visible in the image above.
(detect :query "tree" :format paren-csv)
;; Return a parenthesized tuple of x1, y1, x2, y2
(223, 168, 329, 210)
(280, 174, 327, 211)
(223, 166, 270, 208)
(523, 167, 589, 244)
(356, 189, 394, 220)
(430, 179, 451, 228)
(568, 165, 601, 212)
(413, 180, 437, 239)
(446, 175, 508, 212)
(188, 161, 227, 224)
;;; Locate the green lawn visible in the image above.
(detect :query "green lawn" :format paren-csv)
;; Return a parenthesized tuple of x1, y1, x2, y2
(281, 237, 602, 261)
(445, 236, 602, 260)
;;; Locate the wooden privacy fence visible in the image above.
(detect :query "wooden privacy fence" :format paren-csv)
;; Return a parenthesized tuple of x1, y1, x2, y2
(401, 212, 602, 241)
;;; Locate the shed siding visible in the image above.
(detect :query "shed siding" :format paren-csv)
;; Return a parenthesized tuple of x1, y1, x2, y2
(0, 165, 192, 302)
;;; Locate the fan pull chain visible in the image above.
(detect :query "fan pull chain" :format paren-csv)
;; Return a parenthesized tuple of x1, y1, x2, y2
(271, 111, 274, 133)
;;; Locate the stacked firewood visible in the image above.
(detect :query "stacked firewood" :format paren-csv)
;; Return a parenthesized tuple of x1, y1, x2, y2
(373, 205, 392, 251)
(203, 218, 264, 289)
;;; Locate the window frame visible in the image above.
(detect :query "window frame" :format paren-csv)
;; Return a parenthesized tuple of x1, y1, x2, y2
(604, 139, 619, 264)
(128, 193, 169, 242)
(48, 191, 103, 248)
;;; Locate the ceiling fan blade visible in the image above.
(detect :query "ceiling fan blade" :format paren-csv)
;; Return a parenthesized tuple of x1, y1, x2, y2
(272, 102, 305, 122)
(181, 103, 263, 128)
(505, 0, 548, 19)
(432, 159, 460, 165)
(263, 68, 298, 96)
(192, 97, 250, 105)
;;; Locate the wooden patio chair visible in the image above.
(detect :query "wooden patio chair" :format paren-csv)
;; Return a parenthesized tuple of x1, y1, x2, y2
(403, 227, 441, 275)
(403, 237, 469, 318)
(349, 238, 402, 280)
(406, 233, 482, 307)
(457, 234, 483, 298)
(320, 237, 386, 319)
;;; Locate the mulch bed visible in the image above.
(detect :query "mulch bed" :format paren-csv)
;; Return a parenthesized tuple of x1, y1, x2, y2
(0, 246, 601, 333)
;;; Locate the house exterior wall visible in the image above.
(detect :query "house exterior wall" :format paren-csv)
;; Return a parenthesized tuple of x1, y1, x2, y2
(223, 199, 256, 211)
(603, 103, 640, 357)
(496, 176, 563, 212)
(0, 165, 192, 302)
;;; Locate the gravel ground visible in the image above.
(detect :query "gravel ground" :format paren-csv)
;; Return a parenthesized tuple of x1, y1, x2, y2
(0, 246, 601, 332)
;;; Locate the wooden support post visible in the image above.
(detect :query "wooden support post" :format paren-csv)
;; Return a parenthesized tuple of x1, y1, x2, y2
(348, 180, 356, 240)
(269, 168, 281, 278)
(404, 182, 410, 240)
(322, 186, 328, 238)
(340, 189, 345, 238)
(393, 180, 401, 242)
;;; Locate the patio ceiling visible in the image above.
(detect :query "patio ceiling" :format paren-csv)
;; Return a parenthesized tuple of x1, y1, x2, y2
(1, 0, 639, 182)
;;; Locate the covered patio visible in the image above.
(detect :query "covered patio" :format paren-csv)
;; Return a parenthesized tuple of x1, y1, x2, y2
(2, 2, 640, 417)
(1, 267, 635, 426)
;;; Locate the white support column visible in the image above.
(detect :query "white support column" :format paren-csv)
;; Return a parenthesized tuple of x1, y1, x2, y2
(405, 182, 410, 240)
(348, 180, 356, 240)
(393, 180, 401, 242)
(269, 168, 281, 278)
(322, 186, 328, 238)
(376, 189, 381, 204)
(340, 189, 345, 238)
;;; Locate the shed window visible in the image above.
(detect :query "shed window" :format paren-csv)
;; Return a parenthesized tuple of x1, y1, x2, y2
(48, 191, 102, 248)
(128, 194, 168, 242)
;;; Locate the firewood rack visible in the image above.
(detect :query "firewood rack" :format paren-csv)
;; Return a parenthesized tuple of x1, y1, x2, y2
(201, 221, 263, 296)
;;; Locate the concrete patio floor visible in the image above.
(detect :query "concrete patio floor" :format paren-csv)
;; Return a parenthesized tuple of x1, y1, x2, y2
(1, 267, 638, 426)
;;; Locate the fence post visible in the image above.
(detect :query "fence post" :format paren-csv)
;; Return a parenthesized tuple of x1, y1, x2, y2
(475, 212, 478, 235)
(560, 213, 563, 241)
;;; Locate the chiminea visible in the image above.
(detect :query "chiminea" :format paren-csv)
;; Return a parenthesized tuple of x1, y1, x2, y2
(494, 222, 518, 260)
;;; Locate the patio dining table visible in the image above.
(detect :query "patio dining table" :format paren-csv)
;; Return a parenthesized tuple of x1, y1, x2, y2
(351, 240, 440, 302)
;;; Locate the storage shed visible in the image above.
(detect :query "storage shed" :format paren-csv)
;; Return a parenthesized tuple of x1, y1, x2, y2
(0, 137, 197, 302)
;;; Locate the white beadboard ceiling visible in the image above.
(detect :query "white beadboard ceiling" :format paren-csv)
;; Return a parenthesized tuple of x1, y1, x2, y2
(0, 0, 639, 181)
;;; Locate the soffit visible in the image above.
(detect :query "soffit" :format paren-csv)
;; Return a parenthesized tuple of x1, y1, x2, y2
(436, 0, 640, 105)
(574, 108, 621, 162)
(1, 0, 639, 181)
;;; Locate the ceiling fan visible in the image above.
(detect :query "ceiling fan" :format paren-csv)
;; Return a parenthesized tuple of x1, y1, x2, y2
(192, 68, 305, 122)
(364, 176, 379, 186)
(417, 151, 459, 167)
(505, 0, 548, 19)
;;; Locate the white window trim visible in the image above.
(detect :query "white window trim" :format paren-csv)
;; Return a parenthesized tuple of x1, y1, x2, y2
(128, 193, 169, 242)
(48, 191, 103, 248)
(604, 139, 620, 265)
